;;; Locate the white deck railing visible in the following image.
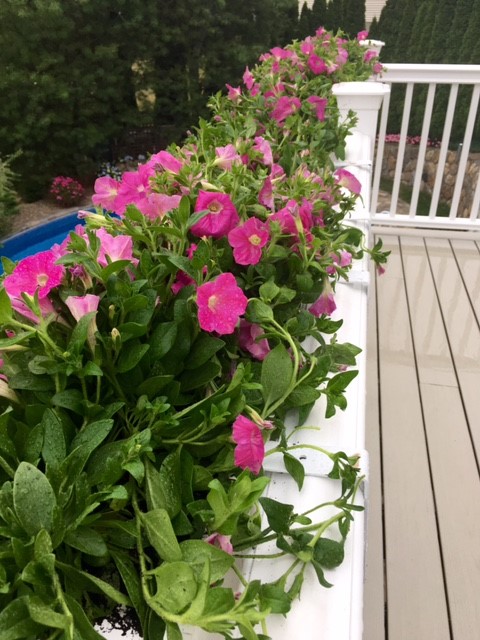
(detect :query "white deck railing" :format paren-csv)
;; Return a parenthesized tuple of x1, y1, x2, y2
(370, 64, 480, 233)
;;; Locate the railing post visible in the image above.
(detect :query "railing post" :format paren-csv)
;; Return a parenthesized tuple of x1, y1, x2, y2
(332, 82, 390, 216)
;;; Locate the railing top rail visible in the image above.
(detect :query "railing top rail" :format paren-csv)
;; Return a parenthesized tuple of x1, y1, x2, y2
(381, 63, 480, 84)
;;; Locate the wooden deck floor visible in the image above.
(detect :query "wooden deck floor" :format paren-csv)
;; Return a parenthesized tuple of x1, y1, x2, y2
(363, 234, 480, 640)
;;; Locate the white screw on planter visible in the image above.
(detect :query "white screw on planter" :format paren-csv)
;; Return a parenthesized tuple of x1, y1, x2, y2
(332, 82, 390, 217)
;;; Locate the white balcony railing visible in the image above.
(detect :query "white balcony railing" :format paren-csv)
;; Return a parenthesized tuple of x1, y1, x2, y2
(370, 64, 480, 234)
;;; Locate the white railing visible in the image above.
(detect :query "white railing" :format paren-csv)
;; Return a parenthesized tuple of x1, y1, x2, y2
(370, 64, 480, 234)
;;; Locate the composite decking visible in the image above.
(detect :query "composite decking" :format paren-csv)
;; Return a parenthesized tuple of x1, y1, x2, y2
(363, 233, 480, 640)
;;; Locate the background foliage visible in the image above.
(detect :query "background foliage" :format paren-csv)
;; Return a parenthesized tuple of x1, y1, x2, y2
(0, 0, 366, 201)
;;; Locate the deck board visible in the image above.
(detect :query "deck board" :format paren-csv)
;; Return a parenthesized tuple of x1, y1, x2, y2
(374, 236, 450, 640)
(365, 233, 480, 640)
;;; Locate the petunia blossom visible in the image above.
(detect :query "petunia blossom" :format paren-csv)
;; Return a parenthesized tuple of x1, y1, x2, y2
(215, 144, 241, 170)
(326, 250, 352, 275)
(228, 217, 270, 265)
(259, 177, 274, 211)
(243, 66, 255, 90)
(196, 272, 248, 335)
(232, 415, 265, 475)
(308, 54, 328, 75)
(114, 164, 154, 215)
(136, 193, 181, 220)
(95, 228, 138, 267)
(271, 96, 301, 125)
(11, 297, 56, 324)
(190, 191, 239, 239)
(238, 320, 270, 361)
(226, 84, 242, 102)
(307, 96, 328, 121)
(252, 136, 273, 166)
(65, 294, 100, 322)
(92, 176, 120, 211)
(146, 150, 183, 174)
(4, 250, 65, 300)
(334, 168, 362, 195)
(205, 533, 233, 555)
(309, 281, 337, 317)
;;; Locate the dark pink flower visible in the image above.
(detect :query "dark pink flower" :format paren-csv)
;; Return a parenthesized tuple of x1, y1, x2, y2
(364, 50, 378, 63)
(196, 272, 248, 335)
(205, 533, 233, 555)
(92, 176, 120, 211)
(336, 47, 349, 66)
(228, 218, 270, 266)
(232, 415, 265, 475)
(114, 164, 154, 215)
(4, 250, 65, 300)
(243, 67, 255, 90)
(171, 271, 195, 295)
(357, 30, 369, 41)
(259, 176, 274, 211)
(238, 320, 270, 361)
(190, 191, 239, 239)
(307, 96, 328, 121)
(301, 40, 314, 55)
(270, 47, 293, 60)
(308, 54, 328, 75)
(373, 62, 384, 74)
(309, 282, 337, 317)
(226, 84, 242, 101)
(271, 96, 301, 125)
(326, 250, 352, 275)
(334, 168, 362, 195)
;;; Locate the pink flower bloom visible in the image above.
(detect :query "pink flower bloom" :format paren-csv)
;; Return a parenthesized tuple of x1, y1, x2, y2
(4, 250, 65, 300)
(252, 137, 273, 166)
(205, 533, 233, 555)
(11, 297, 56, 324)
(243, 67, 255, 90)
(114, 164, 154, 215)
(226, 84, 242, 101)
(357, 30, 369, 41)
(373, 62, 384, 74)
(196, 272, 248, 335)
(95, 228, 138, 267)
(270, 47, 293, 60)
(232, 415, 265, 475)
(146, 150, 183, 174)
(309, 282, 337, 317)
(190, 191, 239, 239)
(307, 96, 328, 121)
(238, 320, 270, 361)
(336, 47, 349, 66)
(334, 168, 362, 195)
(308, 54, 328, 75)
(326, 250, 352, 275)
(259, 177, 274, 211)
(364, 50, 378, 63)
(377, 264, 386, 276)
(65, 294, 100, 322)
(271, 96, 301, 125)
(270, 199, 313, 244)
(137, 193, 181, 220)
(301, 40, 314, 55)
(92, 176, 120, 211)
(228, 217, 270, 266)
(215, 144, 241, 170)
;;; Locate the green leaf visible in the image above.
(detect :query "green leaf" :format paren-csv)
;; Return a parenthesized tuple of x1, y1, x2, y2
(137, 375, 174, 398)
(0, 597, 43, 640)
(13, 462, 57, 536)
(326, 370, 358, 394)
(27, 597, 71, 631)
(69, 419, 114, 454)
(150, 561, 197, 614)
(285, 384, 321, 407)
(259, 279, 280, 303)
(246, 299, 274, 323)
(283, 454, 305, 491)
(0, 331, 35, 350)
(261, 344, 293, 408)
(313, 537, 345, 569)
(143, 610, 166, 640)
(141, 508, 182, 562)
(111, 550, 146, 623)
(8, 371, 54, 391)
(68, 311, 97, 353)
(203, 587, 235, 616)
(0, 288, 12, 323)
(185, 334, 225, 370)
(41, 408, 66, 469)
(149, 322, 178, 359)
(311, 561, 333, 588)
(116, 342, 149, 373)
(180, 360, 221, 391)
(51, 389, 84, 415)
(259, 497, 294, 534)
(64, 527, 108, 557)
(259, 584, 292, 614)
(56, 561, 130, 606)
(180, 540, 234, 583)
(166, 622, 183, 640)
(145, 452, 182, 518)
(64, 595, 105, 640)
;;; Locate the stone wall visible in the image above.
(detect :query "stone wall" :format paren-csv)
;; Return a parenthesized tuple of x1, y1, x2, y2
(381, 143, 480, 218)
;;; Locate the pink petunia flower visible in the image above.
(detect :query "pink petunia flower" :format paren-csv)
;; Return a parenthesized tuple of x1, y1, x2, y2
(205, 533, 233, 555)
(326, 250, 352, 275)
(196, 272, 248, 335)
(357, 30, 369, 41)
(228, 218, 270, 266)
(114, 164, 154, 215)
(259, 177, 274, 211)
(65, 294, 100, 322)
(4, 250, 65, 300)
(11, 297, 56, 324)
(364, 50, 379, 63)
(226, 84, 242, 102)
(92, 176, 120, 211)
(334, 168, 362, 195)
(271, 96, 301, 125)
(190, 191, 239, 239)
(307, 96, 328, 121)
(215, 144, 242, 170)
(238, 320, 270, 361)
(308, 54, 328, 75)
(95, 228, 138, 268)
(232, 415, 265, 475)
(243, 67, 255, 90)
(146, 150, 183, 174)
(136, 193, 181, 220)
(252, 137, 273, 166)
(309, 281, 337, 317)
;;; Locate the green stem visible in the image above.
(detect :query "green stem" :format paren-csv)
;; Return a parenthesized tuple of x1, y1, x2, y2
(0, 455, 15, 478)
(232, 562, 248, 587)
(234, 551, 286, 560)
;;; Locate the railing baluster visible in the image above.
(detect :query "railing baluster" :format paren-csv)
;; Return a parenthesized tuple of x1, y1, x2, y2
(371, 87, 391, 216)
(429, 84, 459, 219)
(410, 83, 436, 217)
(450, 84, 480, 219)
(470, 167, 480, 221)
(391, 83, 414, 216)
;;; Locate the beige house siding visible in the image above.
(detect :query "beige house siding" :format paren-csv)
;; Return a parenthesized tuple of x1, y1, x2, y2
(298, 0, 387, 26)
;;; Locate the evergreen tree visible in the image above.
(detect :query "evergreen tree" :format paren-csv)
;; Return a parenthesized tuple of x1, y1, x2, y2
(326, 0, 345, 32)
(392, 0, 417, 61)
(373, 0, 402, 61)
(342, 0, 365, 37)
(459, 0, 480, 63)
(368, 16, 379, 38)
(297, 2, 315, 38)
(407, 0, 435, 62)
(426, 0, 458, 63)
(311, 0, 328, 31)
